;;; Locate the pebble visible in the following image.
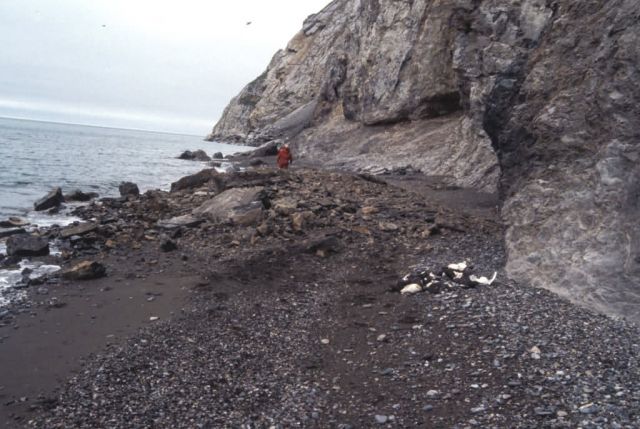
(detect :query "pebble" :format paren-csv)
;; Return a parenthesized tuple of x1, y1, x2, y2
(380, 368, 394, 376)
(471, 405, 486, 414)
(579, 403, 599, 414)
(375, 414, 388, 424)
(426, 390, 440, 398)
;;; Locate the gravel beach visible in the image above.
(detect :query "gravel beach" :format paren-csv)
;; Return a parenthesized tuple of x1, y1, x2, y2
(1, 166, 638, 428)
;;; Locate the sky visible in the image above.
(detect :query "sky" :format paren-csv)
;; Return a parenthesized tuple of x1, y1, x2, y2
(0, 0, 332, 135)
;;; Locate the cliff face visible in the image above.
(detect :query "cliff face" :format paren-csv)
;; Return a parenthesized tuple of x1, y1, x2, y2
(208, 0, 640, 322)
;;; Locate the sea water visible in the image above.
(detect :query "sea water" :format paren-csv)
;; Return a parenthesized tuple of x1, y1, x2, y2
(0, 117, 246, 219)
(0, 117, 249, 304)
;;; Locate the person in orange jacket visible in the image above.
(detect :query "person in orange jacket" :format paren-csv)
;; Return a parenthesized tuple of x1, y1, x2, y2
(277, 143, 293, 169)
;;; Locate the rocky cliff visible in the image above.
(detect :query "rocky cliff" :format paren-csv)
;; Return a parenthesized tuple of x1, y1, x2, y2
(207, 0, 640, 322)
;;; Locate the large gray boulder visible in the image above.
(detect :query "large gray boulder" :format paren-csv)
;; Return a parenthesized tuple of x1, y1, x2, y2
(207, 0, 640, 322)
(60, 222, 97, 239)
(178, 150, 211, 161)
(0, 217, 29, 228)
(34, 187, 64, 211)
(0, 228, 27, 239)
(64, 189, 99, 202)
(61, 261, 106, 281)
(193, 187, 266, 226)
(7, 234, 49, 257)
(157, 215, 204, 230)
(118, 182, 140, 197)
(170, 169, 225, 193)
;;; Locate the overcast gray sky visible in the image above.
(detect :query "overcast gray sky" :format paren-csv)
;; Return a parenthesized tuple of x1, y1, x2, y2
(0, 0, 331, 135)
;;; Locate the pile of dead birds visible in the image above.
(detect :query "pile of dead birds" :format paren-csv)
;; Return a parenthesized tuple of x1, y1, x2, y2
(396, 261, 498, 295)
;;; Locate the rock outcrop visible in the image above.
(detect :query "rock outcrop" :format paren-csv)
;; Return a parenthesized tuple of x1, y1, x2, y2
(6, 234, 50, 257)
(119, 182, 140, 198)
(208, 0, 640, 322)
(178, 150, 211, 162)
(34, 188, 64, 211)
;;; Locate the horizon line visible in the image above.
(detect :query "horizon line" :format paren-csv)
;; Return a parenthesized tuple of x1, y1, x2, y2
(0, 115, 208, 139)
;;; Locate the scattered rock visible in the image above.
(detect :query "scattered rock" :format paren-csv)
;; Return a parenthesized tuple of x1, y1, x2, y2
(273, 198, 298, 215)
(426, 390, 440, 399)
(374, 415, 388, 424)
(6, 234, 49, 257)
(193, 187, 266, 226)
(303, 234, 341, 257)
(64, 190, 99, 202)
(34, 187, 64, 211)
(0, 228, 26, 239)
(160, 239, 178, 252)
(60, 222, 97, 239)
(291, 211, 314, 232)
(157, 215, 204, 230)
(378, 222, 399, 232)
(178, 150, 211, 161)
(579, 403, 599, 414)
(119, 182, 140, 198)
(170, 169, 224, 193)
(61, 261, 107, 281)
(0, 217, 29, 228)
(361, 206, 379, 216)
(212, 152, 224, 159)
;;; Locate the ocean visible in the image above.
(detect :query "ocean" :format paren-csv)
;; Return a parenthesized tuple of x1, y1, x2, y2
(0, 117, 247, 219)
(0, 117, 248, 304)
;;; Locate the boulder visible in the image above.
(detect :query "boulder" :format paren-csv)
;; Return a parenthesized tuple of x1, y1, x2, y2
(273, 198, 298, 215)
(212, 152, 224, 159)
(250, 141, 280, 157)
(6, 234, 50, 257)
(34, 187, 64, 211)
(291, 211, 315, 232)
(0, 228, 26, 239)
(304, 234, 341, 257)
(1, 255, 21, 268)
(170, 169, 225, 193)
(119, 182, 140, 197)
(160, 239, 178, 252)
(193, 186, 266, 226)
(60, 222, 97, 239)
(61, 261, 106, 281)
(64, 189, 99, 202)
(157, 215, 204, 229)
(178, 150, 211, 161)
(0, 217, 29, 228)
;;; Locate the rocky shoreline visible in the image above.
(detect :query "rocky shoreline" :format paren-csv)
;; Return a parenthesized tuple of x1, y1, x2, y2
(0, 159, 637, 428)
